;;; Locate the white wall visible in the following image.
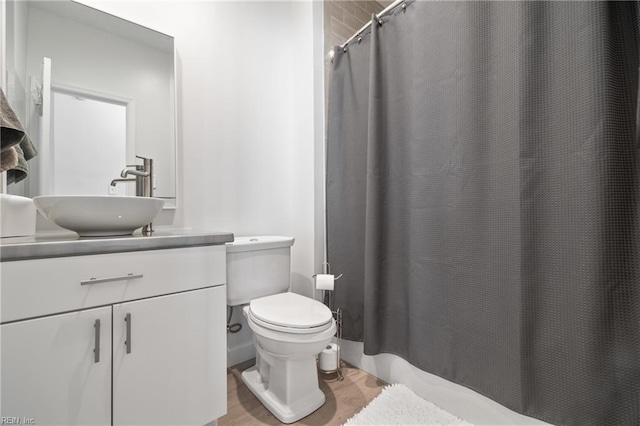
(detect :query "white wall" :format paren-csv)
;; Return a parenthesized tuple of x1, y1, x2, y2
(4, 0, 29, 119)
(78, 0, 324, 366)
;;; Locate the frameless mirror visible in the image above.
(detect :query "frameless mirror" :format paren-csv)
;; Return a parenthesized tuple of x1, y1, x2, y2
(4, 0, 176, 207)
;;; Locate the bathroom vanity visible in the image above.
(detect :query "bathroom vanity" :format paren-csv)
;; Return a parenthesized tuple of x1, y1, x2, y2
(0, 230, 233, 426)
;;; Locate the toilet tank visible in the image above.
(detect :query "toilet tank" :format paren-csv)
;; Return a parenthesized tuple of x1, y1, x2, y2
(226, 236, 295, 306)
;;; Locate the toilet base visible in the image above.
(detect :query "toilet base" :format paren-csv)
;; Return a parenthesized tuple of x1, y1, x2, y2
(242, 365, 325, 424)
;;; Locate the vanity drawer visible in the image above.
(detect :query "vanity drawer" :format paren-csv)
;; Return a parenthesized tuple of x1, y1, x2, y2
(1, 245, 226, 323)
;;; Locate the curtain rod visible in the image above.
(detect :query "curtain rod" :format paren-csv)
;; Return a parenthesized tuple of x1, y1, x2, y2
(339, 0, 407, 49)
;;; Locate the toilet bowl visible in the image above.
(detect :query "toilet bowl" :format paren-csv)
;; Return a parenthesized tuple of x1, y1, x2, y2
(226, 237, 336, 423)
(241, 293, 336, 423)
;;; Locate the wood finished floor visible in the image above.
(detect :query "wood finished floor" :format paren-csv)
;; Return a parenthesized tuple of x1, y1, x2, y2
(219, 360, 387, 426)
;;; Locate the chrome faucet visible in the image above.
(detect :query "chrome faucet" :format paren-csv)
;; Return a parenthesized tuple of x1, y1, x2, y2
(110, 156, 155, 234)
(111, 156, 153, 198)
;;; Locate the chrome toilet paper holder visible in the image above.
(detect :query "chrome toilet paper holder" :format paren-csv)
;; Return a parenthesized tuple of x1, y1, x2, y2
(311, 261, 343, 281)
(313, 262, 344, 381)
(316, 307, 343, 380)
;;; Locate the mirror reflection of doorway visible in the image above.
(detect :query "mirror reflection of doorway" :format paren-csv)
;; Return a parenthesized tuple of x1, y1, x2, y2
(51, 90, 128, 195)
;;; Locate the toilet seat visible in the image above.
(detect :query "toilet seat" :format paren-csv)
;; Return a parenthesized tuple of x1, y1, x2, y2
(248, 293, 334, 334)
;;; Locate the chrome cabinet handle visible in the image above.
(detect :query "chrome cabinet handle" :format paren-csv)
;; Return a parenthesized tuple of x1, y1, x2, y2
(93, 319, 101, 363)
(80, 273, 143, 286)
(125, 313, 132, 354)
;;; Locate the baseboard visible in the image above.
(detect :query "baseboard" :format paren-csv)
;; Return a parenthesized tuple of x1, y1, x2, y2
(227, 340, 255, 368)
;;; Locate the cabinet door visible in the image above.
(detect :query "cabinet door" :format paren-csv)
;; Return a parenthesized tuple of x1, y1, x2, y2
(113, 286, 227, 426)
(1, 307, 112, 426)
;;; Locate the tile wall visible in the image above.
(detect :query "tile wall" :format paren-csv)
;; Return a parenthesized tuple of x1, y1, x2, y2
(323, 1, 386, 105)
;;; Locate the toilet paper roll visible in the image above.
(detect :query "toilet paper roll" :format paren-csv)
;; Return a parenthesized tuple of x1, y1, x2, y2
(315, 274, 335, 291)
(319, 343, 338, 371)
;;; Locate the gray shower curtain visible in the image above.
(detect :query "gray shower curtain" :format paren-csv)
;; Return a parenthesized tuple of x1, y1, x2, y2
(326, 2, 640, 425)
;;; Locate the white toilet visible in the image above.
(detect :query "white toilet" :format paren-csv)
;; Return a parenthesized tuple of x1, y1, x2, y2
(226, 236, 336, 424)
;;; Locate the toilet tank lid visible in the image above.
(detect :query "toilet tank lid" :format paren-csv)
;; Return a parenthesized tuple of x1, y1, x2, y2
(226, 236, 295, 253)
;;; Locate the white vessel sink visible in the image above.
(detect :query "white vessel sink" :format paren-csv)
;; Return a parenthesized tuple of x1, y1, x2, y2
(33, 196, 165, 237)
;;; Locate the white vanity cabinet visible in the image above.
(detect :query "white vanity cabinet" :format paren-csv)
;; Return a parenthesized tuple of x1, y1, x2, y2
(1, 244, 228, 426)
(1, 307, 113, 426)
(113, 287, 226, 426)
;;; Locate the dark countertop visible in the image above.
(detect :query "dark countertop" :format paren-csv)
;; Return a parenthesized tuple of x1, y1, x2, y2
(0, 229, 234, 261)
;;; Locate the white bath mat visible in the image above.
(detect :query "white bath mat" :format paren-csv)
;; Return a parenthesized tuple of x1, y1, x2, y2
(344, 383, 473, 425)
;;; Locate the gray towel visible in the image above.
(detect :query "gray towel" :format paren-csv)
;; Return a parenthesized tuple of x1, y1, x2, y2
(1, 88, 37, 182)
(1, 88, 27, 152)
(7, 143, 36, 184)
(1, 147, 18, 172)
